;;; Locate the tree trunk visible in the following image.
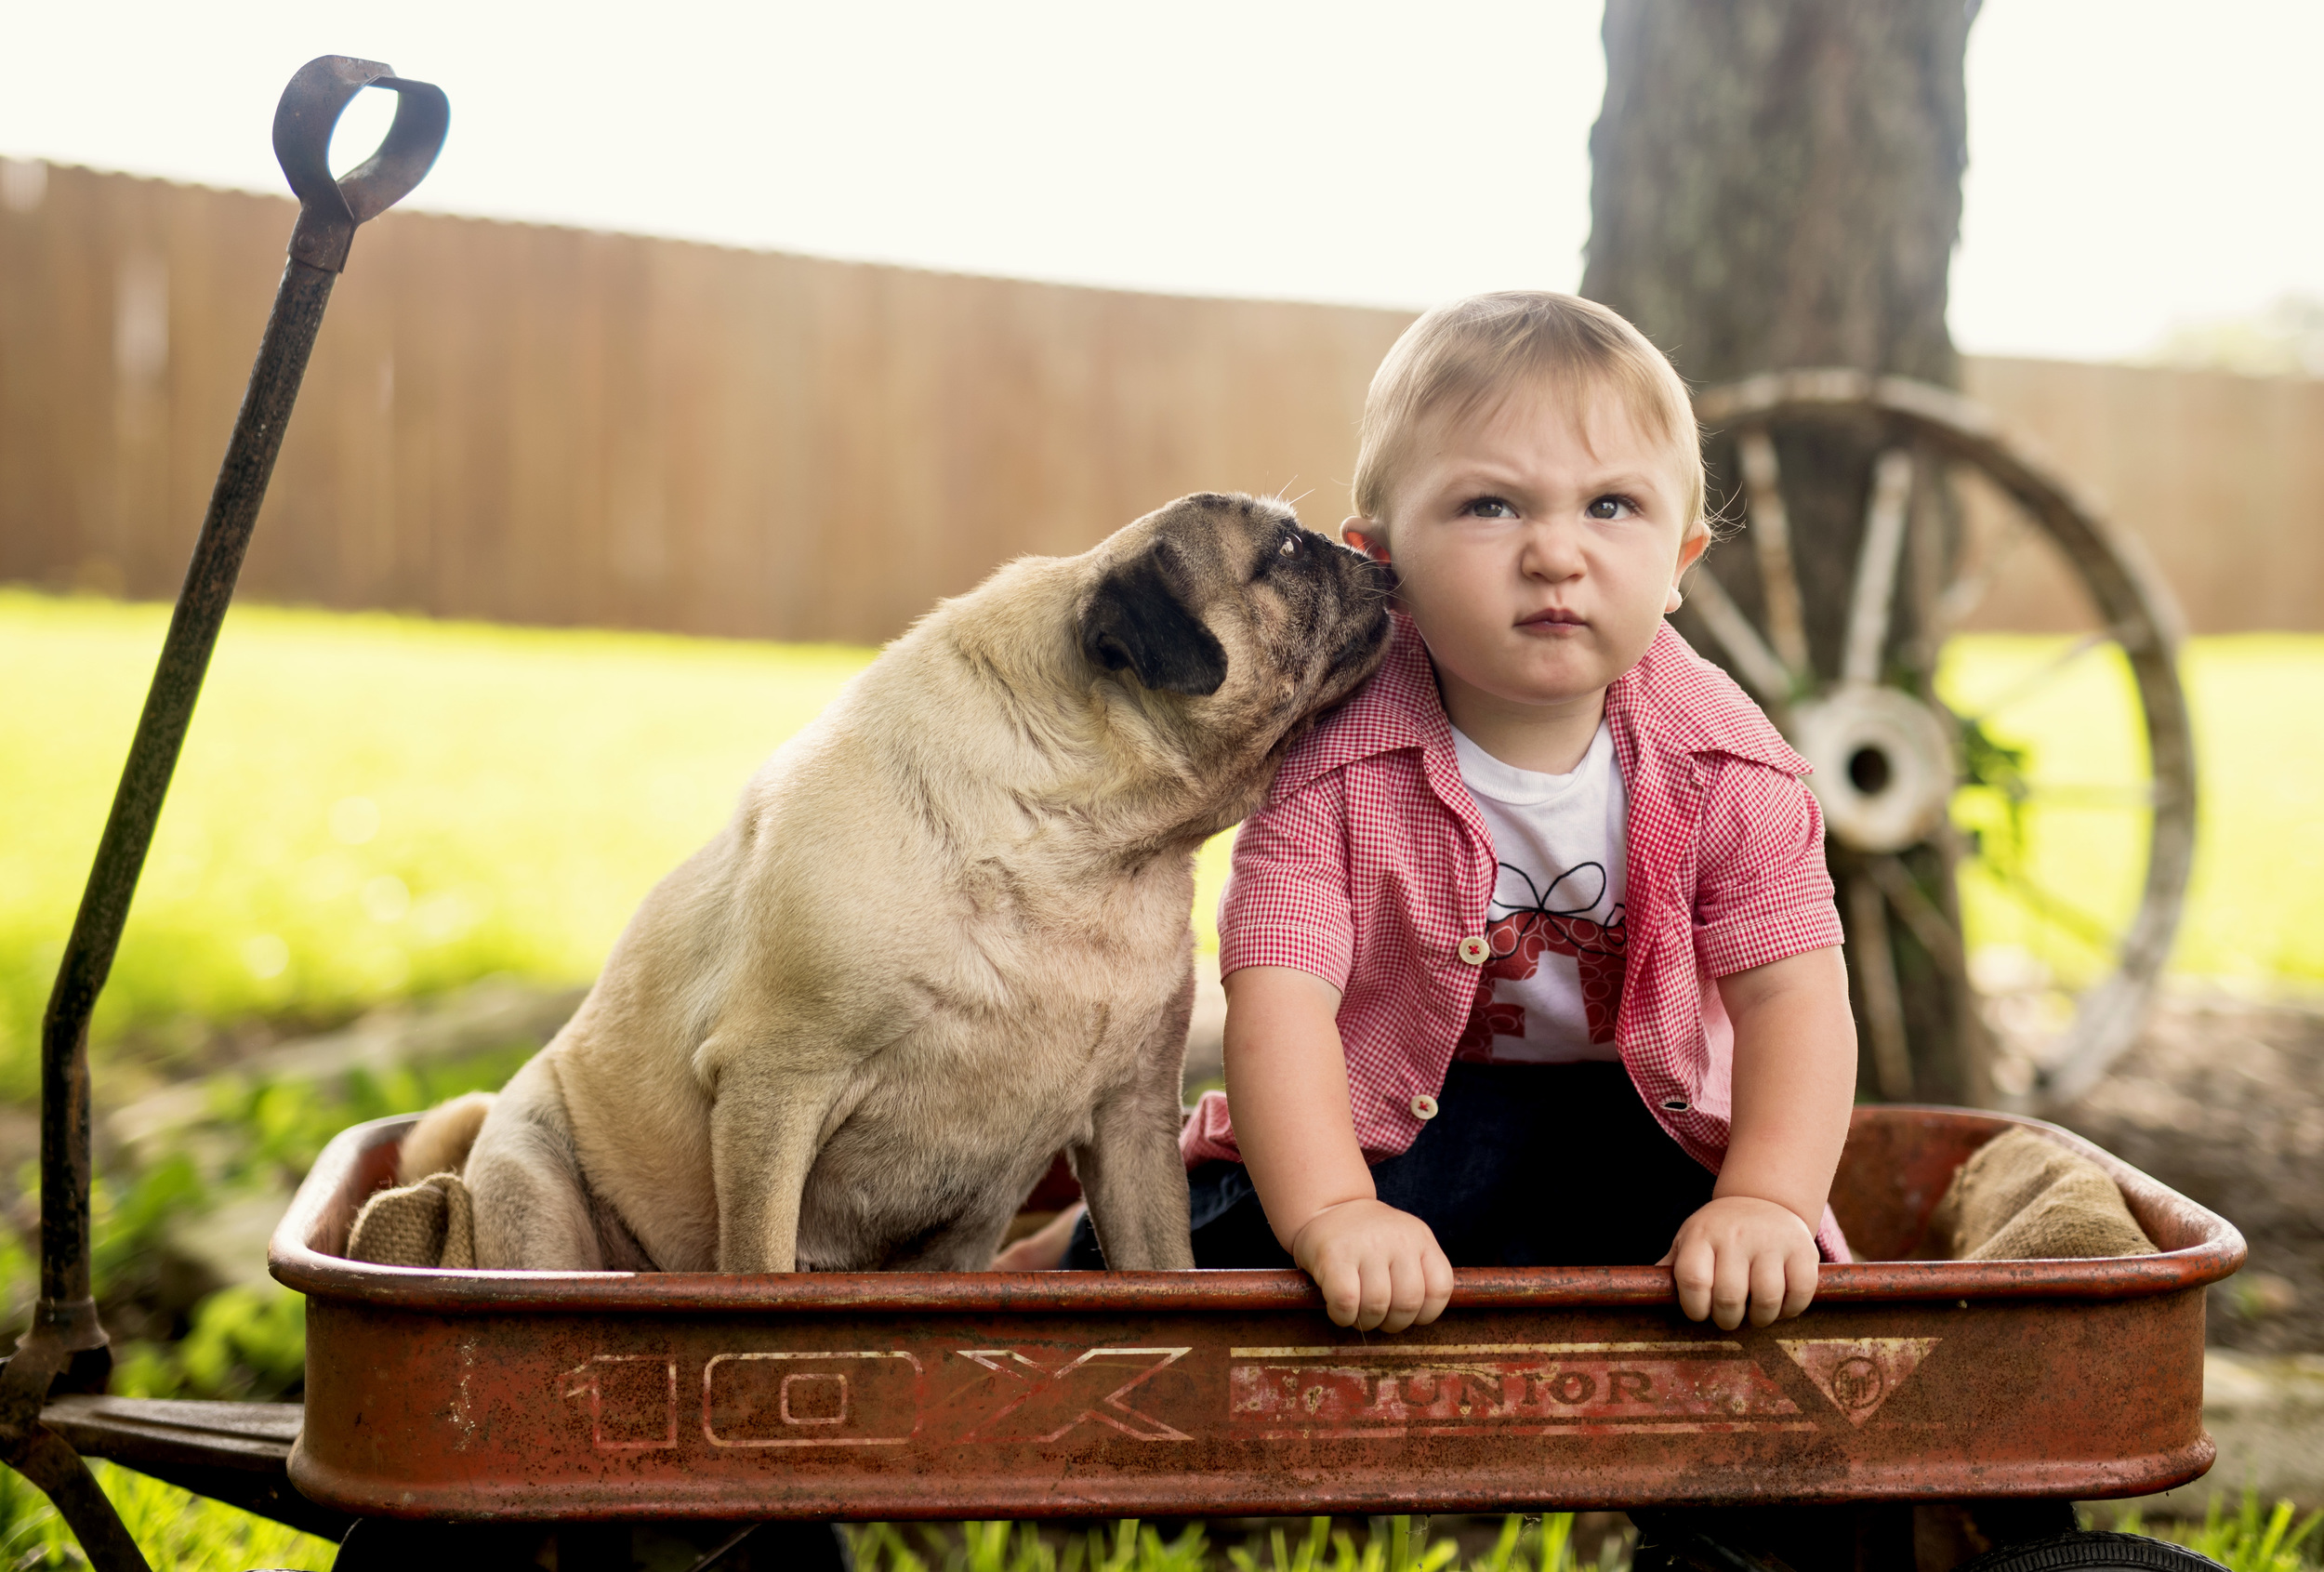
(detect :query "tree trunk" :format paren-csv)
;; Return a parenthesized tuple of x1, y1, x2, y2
(1580, 0, 1983, 1102)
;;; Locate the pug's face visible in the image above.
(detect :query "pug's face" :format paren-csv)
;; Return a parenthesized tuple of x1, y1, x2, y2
(1076, 492, 1393, 774)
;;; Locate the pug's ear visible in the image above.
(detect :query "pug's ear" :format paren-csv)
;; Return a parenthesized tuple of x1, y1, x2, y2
(1078, 547, 1228, 696)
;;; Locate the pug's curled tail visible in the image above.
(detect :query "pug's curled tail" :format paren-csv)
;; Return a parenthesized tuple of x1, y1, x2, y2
(398, 1090, 496, 1184)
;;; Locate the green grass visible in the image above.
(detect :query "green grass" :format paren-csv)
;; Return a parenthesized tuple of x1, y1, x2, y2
(0, 590, 877, 1096)
(1938, 634, 2324, 990)
(0, 1499, 1588, 1572)
(5, 590, 2321, 1101)
(2114, 1492, 2324, 1572)
(0, 1458, 335, 1569)
(848, 1514, 1599, 1572)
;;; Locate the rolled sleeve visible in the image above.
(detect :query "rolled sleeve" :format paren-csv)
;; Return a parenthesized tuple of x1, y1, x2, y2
(1693, 757, 1844, 977)
(1217, 772, 1357, 990)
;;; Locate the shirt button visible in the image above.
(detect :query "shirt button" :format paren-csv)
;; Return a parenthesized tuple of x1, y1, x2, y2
(1410, 1093, 1440, 1120)
(1457, 936, 1490, 965)
(1660, 1097, 1690, 1113)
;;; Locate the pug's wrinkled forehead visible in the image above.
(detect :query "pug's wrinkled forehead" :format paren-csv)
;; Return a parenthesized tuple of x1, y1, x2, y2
(1156, 491, 1341, 568)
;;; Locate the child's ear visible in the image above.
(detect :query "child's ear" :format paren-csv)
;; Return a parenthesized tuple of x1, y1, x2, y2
(1668, 526, 1711, 614)
(1341, 519, 1391, 564)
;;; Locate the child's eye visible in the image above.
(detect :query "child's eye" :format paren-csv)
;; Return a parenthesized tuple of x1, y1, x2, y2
(1586, 495, 1641, 521)
(1462, 496, 1517, 520)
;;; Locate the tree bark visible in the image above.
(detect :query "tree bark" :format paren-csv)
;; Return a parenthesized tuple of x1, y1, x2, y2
(1580, 0, 1983, 1102)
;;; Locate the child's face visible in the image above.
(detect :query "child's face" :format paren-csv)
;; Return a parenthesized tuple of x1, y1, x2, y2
(1348, 379, 1704, 720)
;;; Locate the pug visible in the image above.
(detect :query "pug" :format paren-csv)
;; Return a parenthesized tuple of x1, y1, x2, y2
(417, 493, 1391, 1274)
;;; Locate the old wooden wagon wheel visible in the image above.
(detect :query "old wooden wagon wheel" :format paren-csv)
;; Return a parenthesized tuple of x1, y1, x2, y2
(1684, 370, 2196, 1111)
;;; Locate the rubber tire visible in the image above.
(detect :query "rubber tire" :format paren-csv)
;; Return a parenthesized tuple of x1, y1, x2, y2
(1954, 1531, 2229, 1572)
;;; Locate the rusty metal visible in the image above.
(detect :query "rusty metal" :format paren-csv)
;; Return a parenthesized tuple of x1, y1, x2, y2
(0, 1339, 149, 1571)
(272, 1106, 2240, 1524)
(9, 54, 444, 1571)
(35, 1394, 352, 1541)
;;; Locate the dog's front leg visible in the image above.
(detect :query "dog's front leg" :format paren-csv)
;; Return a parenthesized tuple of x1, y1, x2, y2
(706, 1051, 851, 1274)
(1072, 1085, 1195, 1271)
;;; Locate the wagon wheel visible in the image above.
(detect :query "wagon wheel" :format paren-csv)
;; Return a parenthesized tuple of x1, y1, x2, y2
(1953, 1530, 2229, 1572)
(1684, 371, 2195, 1110)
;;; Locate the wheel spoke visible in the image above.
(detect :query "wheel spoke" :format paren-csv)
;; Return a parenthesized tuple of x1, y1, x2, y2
(1970, 859, 2122, 958)
(2013, 782, 2159, 810)
(1842, 448, 1914, 684)
(1864, 853, 1967, 981)
(1961, 630, 2110, 722)
(1736, 427, 1813, 678)
(1683, 569, 1794, 708)
(1905, 448, 1948, 688)
(1845, 874, 1916, 1100)
(1934, 514, 2032, 634)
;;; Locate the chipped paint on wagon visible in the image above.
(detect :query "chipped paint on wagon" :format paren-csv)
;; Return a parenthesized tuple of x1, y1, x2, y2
(448, 1339, 482, 1450)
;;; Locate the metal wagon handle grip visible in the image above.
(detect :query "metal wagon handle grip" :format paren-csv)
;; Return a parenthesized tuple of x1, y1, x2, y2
(273, 55, 450, 271)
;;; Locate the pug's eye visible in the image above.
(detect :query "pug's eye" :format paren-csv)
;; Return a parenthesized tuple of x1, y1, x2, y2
(1278, 535, 1298, 557)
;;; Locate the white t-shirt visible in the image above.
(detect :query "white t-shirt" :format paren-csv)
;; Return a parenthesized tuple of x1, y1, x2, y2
(1450, 720, 1630, 1064)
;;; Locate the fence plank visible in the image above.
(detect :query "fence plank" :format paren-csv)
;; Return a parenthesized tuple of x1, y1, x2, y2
(3, 162, 2317, 641)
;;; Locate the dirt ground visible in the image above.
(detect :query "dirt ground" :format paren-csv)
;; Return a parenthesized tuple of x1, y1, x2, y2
(2054, 992, 2324, 1354)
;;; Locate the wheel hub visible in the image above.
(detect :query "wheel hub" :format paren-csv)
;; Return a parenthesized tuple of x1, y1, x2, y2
(1790, 684, 1957, 853)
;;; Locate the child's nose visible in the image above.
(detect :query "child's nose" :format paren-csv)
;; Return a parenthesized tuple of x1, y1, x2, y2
(1519, 520, 1586, 577)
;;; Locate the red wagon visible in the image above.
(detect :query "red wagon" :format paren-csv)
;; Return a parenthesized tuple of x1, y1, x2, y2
(238, 1102, 2241, 1567)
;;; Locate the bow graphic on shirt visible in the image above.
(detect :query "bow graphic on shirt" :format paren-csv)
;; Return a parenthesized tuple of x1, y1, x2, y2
(1458, 863, 1628, 1052)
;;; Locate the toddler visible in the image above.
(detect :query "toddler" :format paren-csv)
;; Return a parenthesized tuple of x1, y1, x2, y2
(1042, 291, 1857, 1332)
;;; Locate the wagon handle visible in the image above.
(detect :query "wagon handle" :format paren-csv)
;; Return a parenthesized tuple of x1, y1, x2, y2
(274, 55, 451, 271)
(7, 60, 445, 1568)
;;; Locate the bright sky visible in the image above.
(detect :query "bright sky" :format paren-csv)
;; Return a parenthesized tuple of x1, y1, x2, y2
(3, 1, 2317, 364)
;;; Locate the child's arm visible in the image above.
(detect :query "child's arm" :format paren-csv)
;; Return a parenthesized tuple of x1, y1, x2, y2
(1224, 965, 1455, 1332)
(1660, 944, 1856, 1329)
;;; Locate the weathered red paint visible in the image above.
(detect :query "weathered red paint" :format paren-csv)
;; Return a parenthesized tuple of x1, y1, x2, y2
(271, 1108, 2242, 1523)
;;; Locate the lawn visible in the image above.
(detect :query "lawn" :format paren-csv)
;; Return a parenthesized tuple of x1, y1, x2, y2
(4, 589, 2324, 1565)
(0, 590, 878, 1095)
(1939, 632, 2324, 989)
(5, 589, 2322, 1097)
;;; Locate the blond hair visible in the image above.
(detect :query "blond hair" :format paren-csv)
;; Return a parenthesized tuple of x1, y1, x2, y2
(1351, 291, 1705, 538)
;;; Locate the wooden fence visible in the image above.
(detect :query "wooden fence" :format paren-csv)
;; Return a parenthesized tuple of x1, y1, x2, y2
(1957, 356, 2324, 635)
(4, 159, 2319, 641)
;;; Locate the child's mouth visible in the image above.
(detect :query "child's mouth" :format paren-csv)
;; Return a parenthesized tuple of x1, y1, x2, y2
(1518, 608, 1586, 628)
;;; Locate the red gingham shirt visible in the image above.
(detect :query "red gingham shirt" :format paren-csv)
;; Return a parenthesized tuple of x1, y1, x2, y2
(1183, 613, 1852, 1262)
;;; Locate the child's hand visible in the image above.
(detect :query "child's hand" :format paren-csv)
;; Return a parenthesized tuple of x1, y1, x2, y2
(1290, 1199, 1454, 1332)
(1658, 1196, 1819, 1329)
